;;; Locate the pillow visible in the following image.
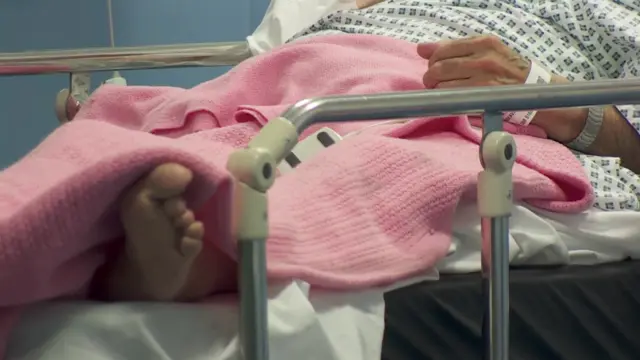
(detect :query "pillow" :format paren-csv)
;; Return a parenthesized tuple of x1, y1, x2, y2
(247, 0, 358, 54)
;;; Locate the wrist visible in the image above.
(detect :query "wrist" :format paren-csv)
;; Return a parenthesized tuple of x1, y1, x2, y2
(533, 107, 588, 143)
(530, 74, 588, 142)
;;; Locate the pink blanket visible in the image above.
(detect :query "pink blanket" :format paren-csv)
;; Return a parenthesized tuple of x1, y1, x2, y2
(0, 34, 592, 355)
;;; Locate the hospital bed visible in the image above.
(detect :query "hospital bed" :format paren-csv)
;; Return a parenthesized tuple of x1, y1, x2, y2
(2, 41, 640, 360)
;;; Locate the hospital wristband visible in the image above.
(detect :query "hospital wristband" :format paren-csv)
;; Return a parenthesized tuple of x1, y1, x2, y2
(503, 61, 552, 126)
(565, 106, 605, 152)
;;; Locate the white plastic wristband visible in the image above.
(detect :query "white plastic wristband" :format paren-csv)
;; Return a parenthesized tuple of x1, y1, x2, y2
(503, 61, 552, 126)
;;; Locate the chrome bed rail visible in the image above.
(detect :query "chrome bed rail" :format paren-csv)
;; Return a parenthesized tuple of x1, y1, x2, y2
(0, 42, 252, 123)
(3, 41, 640, 360)
(226, 78, 640, 360)
(0, 42, 251, 75)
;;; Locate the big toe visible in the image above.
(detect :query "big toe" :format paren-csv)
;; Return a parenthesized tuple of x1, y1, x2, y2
(144, 163, 193, 199)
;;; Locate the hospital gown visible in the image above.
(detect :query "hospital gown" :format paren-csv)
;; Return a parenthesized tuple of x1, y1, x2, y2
(291, 0, 640, 211)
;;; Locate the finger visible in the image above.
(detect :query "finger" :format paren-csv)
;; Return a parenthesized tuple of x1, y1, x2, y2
(433, 78, 476, 89)
(417, 42, 439, 59)
(434, 76, 497, 89)
(428, 40, 475, 66)
(422, 58, 477, 88)
(429, 36, 502, 66)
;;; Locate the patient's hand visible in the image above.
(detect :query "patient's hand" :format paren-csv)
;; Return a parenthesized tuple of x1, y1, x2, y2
(417, 35, 586, 143)
(417, 35, 530, 89)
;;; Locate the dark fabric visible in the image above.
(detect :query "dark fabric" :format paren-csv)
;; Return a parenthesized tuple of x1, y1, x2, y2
(382, 261, 640, 360)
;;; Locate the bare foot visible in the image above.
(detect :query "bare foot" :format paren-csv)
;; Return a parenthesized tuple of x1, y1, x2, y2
(100, 163, 202, 301)
(102, 163, 238, 302)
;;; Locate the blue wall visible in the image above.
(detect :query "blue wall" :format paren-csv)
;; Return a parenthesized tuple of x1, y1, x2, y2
(0, 0, 269, 168)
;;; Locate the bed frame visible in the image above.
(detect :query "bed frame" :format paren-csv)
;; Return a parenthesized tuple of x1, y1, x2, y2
(3, 41, 640, 360)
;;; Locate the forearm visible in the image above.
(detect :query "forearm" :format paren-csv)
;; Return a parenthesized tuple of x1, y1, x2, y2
(584, 106, 640, 173)
(532, 75, 640, 173)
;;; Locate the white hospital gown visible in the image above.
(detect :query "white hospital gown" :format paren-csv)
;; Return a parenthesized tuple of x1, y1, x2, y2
(291, 0, 640, 211)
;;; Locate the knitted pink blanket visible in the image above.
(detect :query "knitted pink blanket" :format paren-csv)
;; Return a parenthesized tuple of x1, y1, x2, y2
(0, 34, 592, 356)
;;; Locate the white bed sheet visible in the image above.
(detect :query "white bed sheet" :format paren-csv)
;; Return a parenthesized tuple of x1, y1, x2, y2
(6, 280, 400, 360)
(440, 203, 640, 273)
(7, 204, 640, 360)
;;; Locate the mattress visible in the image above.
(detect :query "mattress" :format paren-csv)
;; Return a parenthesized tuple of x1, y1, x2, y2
(383, 261, 640, 360)
(5, 280, 400, 360)
(6, 205, 640, 360)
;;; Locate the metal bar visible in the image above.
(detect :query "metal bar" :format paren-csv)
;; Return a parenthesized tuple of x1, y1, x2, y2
(282, 78, 640, 132)
(239, 241, 269, 360)
(482, 216, 510, 360)
(277, 78, 640, 360)
(480, 111, 511, 360)
(0, 42, 252, 76)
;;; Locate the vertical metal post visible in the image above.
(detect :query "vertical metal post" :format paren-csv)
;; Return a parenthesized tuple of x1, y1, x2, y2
(479, 112, 513, 360)
(233, 179, 269, 360)
(70, 72, 91, 103)
(229, 118, 298, 360)
(239, 239, 269, 360)
(55, 72, 91, 123)
(481, 217, 510, 360)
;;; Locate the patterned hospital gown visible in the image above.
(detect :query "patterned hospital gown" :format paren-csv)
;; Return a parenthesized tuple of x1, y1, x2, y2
(291, 0, 640, 211)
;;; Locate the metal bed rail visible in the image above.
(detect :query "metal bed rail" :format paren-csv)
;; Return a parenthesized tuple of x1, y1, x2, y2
(226, 78, 640, 360)
(0, 42, 252, 123)
(3, 42, 640, 360)
(0, 42, 251, 75)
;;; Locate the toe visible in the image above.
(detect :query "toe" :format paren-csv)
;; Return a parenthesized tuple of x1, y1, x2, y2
(180, 236, 203, 258)
(144, 163, 193, 199)
(185, 221, 205, 239)
(164, 197, 187, 218)
(174, 210, 195, 228)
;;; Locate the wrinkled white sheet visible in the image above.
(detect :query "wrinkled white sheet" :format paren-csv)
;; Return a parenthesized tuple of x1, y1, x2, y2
(440, 204, 640, 273)
(6, 276, 436, 360)
(8, 205, 640, 360)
